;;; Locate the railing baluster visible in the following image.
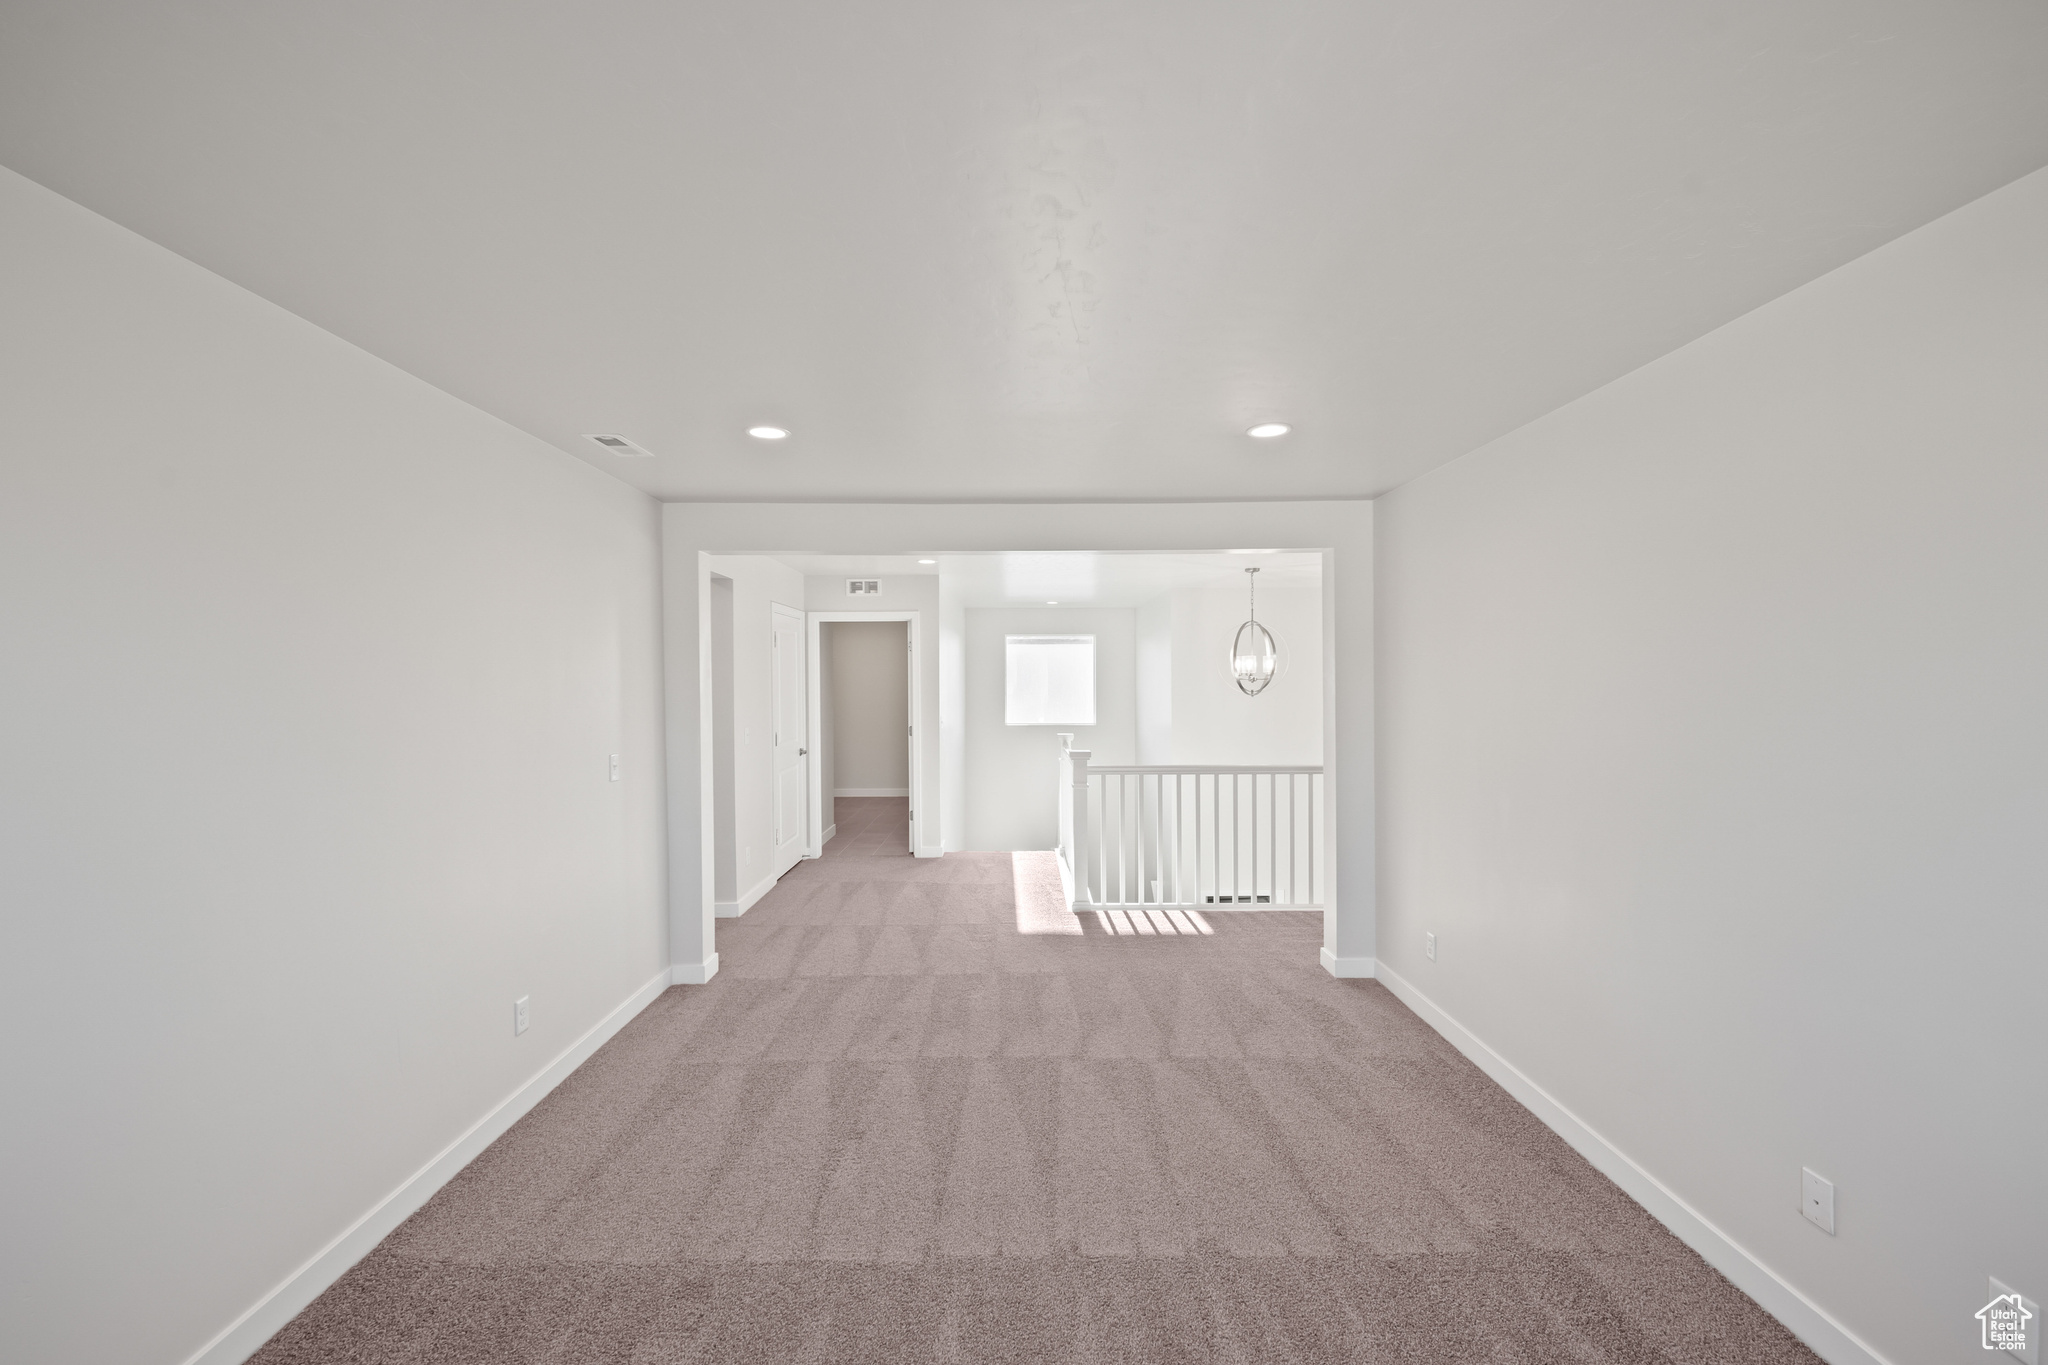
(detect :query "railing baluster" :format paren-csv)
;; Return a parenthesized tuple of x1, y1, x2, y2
(1227, 773, 1237, 902)
(1122, 773, 1138, 900)
(1096, 773, 1106, 904)
(1145, 772, 1155, 903)
(1185, 777, 1192, 905)
(1146, 772, 1156, 903)
(1175, 774, 1186, 905)
(1115, 773, 1124, 905)
(1268, 771, 1277, 905)
(1055, 763, 1323, 910)
(1135, 773, 1145, 904)
(1288, 773, 1298, 906)
(1121, 773, 1130, 904)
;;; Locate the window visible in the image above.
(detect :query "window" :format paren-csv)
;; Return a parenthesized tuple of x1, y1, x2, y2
(1005, 635, 1096, 725)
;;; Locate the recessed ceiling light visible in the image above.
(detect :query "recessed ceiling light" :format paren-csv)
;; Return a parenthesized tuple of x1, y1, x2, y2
(917, 559, 936, 565)
(1246, 423, 1291, 439)
(747, 426, 789, 440)
(1047, 600, 1059, 605)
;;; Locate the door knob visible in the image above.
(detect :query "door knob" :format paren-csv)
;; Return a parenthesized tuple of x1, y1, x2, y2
(798, 748, 808, 756)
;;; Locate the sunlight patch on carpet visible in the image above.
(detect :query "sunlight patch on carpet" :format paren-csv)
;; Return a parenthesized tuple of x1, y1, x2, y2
(1011, 850, 1082, 934)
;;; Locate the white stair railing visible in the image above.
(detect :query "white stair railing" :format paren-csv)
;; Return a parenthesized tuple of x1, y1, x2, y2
(1056, 734, 1322, 909)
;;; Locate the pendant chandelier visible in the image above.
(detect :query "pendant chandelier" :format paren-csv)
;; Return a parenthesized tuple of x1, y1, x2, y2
(1231, 567, 1278, 696)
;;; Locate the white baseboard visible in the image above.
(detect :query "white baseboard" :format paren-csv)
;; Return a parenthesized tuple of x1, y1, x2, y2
(714, 871, 776, 919)
(819, 822, 837, 845)
(834, 787, 908, 797)
(1374, 963, 1889, 1365)
(185, 966, 673, 1365)
(915, 844, 944, 859)
(1320, 946, 1378, 978)
(671, 953, 720, 985)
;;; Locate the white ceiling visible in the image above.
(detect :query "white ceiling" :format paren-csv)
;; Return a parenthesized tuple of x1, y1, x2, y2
(3, 2, 2044, 502)
(769, 551, 1317, 607)
(769, 556, 945, 581)
(936, 552, 1320, 609)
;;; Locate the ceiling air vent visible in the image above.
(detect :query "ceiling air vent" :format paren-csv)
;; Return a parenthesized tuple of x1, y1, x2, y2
(585, 434, 654, 457)
(847, 579, 882, 596)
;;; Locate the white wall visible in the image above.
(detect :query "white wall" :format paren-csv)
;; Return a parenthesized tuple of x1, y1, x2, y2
(662, 502, 1371, 976)
(704, 555, 804, 917)
(0, 168, 669, 1365)
(1141, 573, 1323, 768)
(1376, 167, 2048, 1365)
(828, 622, 910, 794)
(1135, 591, 1173, 765)
(964, 608, 1138, 851)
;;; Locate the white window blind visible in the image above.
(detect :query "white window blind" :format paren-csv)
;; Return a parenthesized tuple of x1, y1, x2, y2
(1005, 635, 1096, 725)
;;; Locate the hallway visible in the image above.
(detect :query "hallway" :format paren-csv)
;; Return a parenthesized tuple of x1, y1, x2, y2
(254, 799, 1816, 1363)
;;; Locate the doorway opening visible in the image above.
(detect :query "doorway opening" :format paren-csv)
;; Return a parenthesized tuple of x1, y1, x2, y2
(817, 620, 912, 854)
(807, 611, 920, 859)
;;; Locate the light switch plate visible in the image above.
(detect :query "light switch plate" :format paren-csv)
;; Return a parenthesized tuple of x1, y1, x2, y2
(1800, 1167, 1835, 1235)
(1987, 1277, 2039, 1364)
(609, 754, 620, 781)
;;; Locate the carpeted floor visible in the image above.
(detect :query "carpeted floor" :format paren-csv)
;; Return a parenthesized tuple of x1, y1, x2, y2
(252, 798, 1819, 1363)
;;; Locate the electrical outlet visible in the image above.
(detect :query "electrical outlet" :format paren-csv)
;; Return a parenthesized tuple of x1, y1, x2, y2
(1986, 1277, 2040, 1364)
(609, 753, 620, 781)
(513, 996, 530, 1036)
(1800, 1168, 1834, 1235)
(1425, 932, 1436, 961)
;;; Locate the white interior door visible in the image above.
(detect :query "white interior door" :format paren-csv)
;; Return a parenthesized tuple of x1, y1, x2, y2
(771, 604, 808, 877)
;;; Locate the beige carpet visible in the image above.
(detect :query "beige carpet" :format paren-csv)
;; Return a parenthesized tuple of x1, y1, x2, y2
(252, 798, 1818, 1363)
